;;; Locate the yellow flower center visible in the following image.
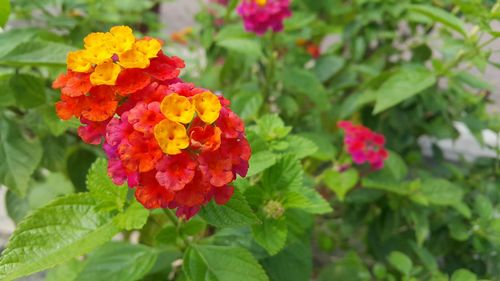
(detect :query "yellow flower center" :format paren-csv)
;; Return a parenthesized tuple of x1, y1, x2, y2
(255, 0, 267, 6)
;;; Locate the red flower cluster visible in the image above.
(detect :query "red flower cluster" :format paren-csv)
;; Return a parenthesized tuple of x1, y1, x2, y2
(337, 121, 388, 170)
(53, 26, 251, 219)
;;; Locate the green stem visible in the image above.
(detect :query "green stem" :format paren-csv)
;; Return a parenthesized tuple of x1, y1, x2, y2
(163, 209, 191, 249)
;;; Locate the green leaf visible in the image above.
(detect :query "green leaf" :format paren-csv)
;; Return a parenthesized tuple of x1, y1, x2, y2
(0, 40, 76, 66)
(113, 200, 149, 231)
(317, 252, 371, 281)
(0, 0, 10, 27)
(0, 193, 119, 281)
(183, 245, 269, 281)
(323, 169, 359, 201)
(314, 55, 345, 82)
(283, 186, 332, 214)
(283, 68, 329, 110)
(0, 74, 15, 107)
(86, 158, 128, 212)
(408, 5, 467, 36)
(283, 135, 318, 159)
(181, 218, 207, 236)
(388, 251, 413, 276)
(261, 241, 312, 281)
(421, 178, 463, 206)
(251, 114, 292, 141)
(450, 269, 477, 281)
(199, 188, 260, 227)
(47, 242, 158, 281)
(27, 172, 74, 209)
(384, 151, 408, 181)
(9, 74, 46, 108)
(252, 218, 288, 255)
(217, 38, 262, 58)
(474, 194, 493, 219)
(5, 190, 30, 224)
(261, 155, 302, 192)
(0, 118, 43, 196)
(247, 151, 277, 177)
(373, 65, 436, 113)
(77, 242, 157, 281)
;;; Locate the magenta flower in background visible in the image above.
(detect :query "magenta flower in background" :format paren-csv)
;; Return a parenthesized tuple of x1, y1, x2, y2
(237, 0, 292, 35)
(338, 121, 389, 170)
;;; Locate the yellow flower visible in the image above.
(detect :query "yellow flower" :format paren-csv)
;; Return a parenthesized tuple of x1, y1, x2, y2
(160, 93, 195, 124)
(118, 49, 150, 69)
(154, 119, 190, 155)
(255, 0, 268, 6)
(108, 26, 136, 54)
(134, 39, 162, 59)
(67, 50, 93, 73)
(192, 92, 222, 124)
(90, 61, 121, 85)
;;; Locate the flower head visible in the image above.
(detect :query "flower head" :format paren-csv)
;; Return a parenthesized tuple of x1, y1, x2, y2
(338, 121, 388, 170)
(54, 27, 251, 220)
(237, 0, 292, 35)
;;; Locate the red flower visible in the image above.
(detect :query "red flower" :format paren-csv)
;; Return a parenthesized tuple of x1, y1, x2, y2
(135, 172, 174, 209)
(155, 152, 196, 191)
(78, 118, 110, 145)
(189, 125, 222, 152)
(338, 121, 388, 170)
(53, 71, 92, 97)
(146, 52, 185, 81)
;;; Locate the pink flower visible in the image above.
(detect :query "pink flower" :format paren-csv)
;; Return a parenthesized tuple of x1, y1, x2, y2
(237, 0, 292, 35)
(338, 121, 388, 170)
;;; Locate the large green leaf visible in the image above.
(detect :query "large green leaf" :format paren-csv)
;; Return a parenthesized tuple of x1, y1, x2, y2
(373, 65, 436, 113)
(0, 0, 10, 27)
(9, 74, 46, 108)
(388, 251, 413, 276)
(0, 118, 43, 196)
(199, 188, 260, 227)
(283, 135, 318, 159)
(76, 242, 157, 281)
(260, 155, 303, 192)
(86, 158, 128, 212)
(183, 245, 269, 281)
(420, 178, 463, 206)
(247, 151, 277, 177)
(0, 40, 76, 66)
(46, 242, 158, 281)
(0, 193, 120, 281)
(409, 5, 467, 36)
(252, 218, 288, 255)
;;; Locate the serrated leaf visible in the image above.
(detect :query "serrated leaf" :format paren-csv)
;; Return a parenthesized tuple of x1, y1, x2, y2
(409, 5, 467, 36)
(323, 169, 359, 201)
(0, 193, 119, 281)
(374, 65, 436, 114)
(199, 188, 260, 227)
(0, 118, 43, 196)
(113, 200, 149, 231)
(252, 218, 288, 255)
(86, 158, 128, 212)
(251, 114, 292, 141)
(183, 245, 269, 281)
(283, 135, 318, 159)
(261, 155, 302, 192)
(388, 251, 413, 276)
(247, 151, 277, 177)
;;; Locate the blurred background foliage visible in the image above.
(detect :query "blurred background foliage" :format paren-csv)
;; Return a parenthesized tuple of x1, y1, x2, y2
(0, 0, 499, 280)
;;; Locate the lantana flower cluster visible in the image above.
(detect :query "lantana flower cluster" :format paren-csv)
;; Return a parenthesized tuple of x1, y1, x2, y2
(338, 121, 388, 170)
(237, 0, 292, 35)
(53, 26, 251, 219)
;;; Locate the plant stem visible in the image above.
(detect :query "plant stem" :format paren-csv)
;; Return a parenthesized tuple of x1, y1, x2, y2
(163, 209, 191, 249)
